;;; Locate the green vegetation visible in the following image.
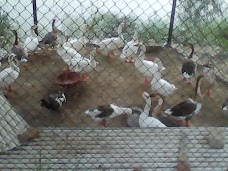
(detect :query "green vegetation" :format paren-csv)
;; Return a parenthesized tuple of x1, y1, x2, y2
(0, 8, 13, 48)
(66, 11, 227, 50)
(173, 19, 228, 49)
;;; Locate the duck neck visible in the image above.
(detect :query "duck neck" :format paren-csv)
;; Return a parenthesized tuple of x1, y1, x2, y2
(135, 50, 145, 66)
(117, 25, 124, 41)
(52, 19, 56, 31)
(90, 50, 96, 67)
(117, 25, 122, 35)
(143, 97, 151, 116)
(195, 74, 204, 100)
(153, 97, 164, 117)
(80, 35, 86, 44)
(30, 28, 36, 37)
(188, 45, 194, 59)
(152, 72, 162, 83)
(14, 31, 19, 45)
(132, 31, 138, 41)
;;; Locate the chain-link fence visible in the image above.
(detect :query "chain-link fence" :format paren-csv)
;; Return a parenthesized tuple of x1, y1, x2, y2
(0, 0, 228, 170)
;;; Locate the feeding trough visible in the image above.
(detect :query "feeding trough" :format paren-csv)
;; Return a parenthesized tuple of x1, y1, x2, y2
(55, 71, 81, 88)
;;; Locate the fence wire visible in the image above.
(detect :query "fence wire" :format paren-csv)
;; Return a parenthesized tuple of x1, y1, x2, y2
(0, 0, 228, 170)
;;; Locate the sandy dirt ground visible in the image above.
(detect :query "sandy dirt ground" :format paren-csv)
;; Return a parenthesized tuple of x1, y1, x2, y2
(3, 47, 228, 128)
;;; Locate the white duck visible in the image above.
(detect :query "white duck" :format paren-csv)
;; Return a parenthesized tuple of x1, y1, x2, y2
(0, 53, 20, 91)
(57, 34, 82, 62)
(67, 43, 100, 81)
(96, 24, 124, 58)
(151, 71, 177, 97)
(85, 104, 133, 127)
(120, 31, 139, 63)
(139, 92, 166, 127)
(134, 43, 160, 84)
(24, 25, 39, 53)
(63, 24, 90, 55)
(181, 43, 196, 84)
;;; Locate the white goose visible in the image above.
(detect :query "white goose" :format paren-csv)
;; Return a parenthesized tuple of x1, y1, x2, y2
(24, 25, 39, 53)
(67, 43, 100, 81)
(0, 53, 20, 91)
(96, 24, 124, 58)
(134, 43, 159, 84)
(63, 24, 90, 55)
(139, 92, 166, 127)
(120, 31, 139, 63)
(57, 34, 82, 62)
(151, 71, 177, 97)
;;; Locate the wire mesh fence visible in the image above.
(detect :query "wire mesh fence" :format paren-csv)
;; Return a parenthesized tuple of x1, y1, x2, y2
(0, 0, 228, 170)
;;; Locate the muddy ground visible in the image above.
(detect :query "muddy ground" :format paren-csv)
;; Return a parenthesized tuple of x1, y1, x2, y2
(3, 47, 228, 128)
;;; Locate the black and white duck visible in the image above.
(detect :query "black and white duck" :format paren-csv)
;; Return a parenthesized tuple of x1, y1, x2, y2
(149, 93, 183, 127)
(11, 30, 28, 63)
(181, 43, 196, 84)
(39, 18, 58, 49)
(164, 75, 203, 126)
(40, 89, 66, 111)
(85, 104, 133, 127)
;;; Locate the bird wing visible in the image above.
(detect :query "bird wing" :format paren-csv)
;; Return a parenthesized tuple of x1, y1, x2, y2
(181, 61, 196, 75)
(170, 99, 197, 117)
(96, 105, 114, 118)
(40, 32, 52, 43)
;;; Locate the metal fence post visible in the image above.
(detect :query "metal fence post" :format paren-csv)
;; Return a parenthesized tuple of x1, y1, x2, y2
(165, 0, 177, 47)
(32, 0, 38, 36)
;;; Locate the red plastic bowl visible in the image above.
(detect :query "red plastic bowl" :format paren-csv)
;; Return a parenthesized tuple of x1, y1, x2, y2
(55, 71, 81, 88)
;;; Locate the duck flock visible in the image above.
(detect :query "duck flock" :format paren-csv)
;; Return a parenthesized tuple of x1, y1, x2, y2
(0, 18, 227, 128)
